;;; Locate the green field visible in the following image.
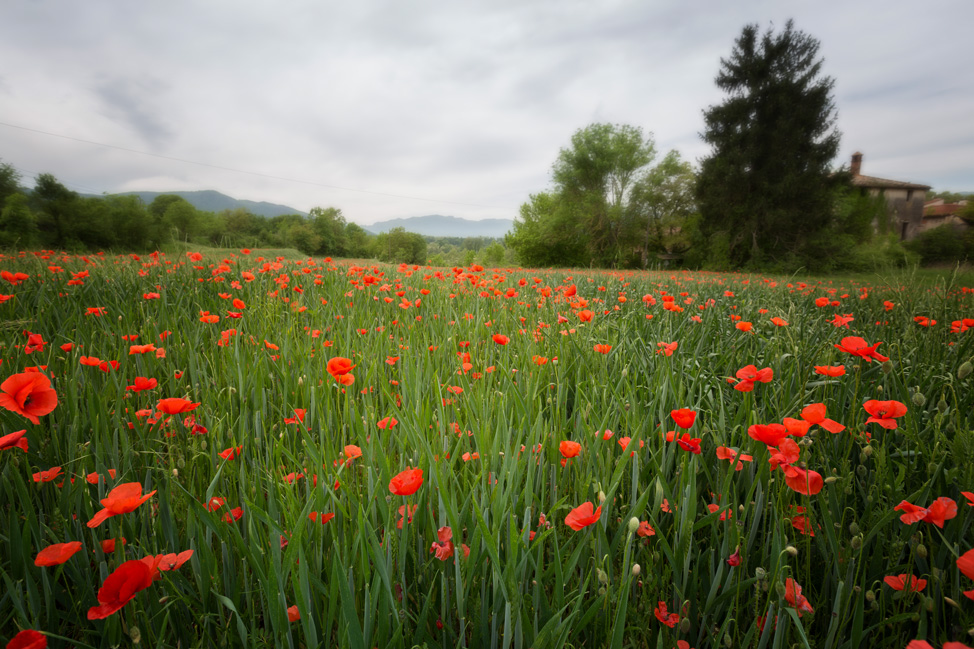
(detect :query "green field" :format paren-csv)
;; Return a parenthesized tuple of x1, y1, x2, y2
(1, 250, 973, 649)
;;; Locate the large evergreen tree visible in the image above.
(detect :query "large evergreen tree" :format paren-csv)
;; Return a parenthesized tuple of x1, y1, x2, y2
(696, 20, 841, 269)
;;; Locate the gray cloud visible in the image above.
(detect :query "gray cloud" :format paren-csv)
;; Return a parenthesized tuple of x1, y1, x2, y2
(0, 0, 972, 226)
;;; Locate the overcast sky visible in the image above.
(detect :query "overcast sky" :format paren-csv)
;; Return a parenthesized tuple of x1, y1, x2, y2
(1, 1, 971, 225)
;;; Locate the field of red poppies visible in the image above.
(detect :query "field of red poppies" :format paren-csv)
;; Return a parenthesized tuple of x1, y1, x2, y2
(1, 250, 973, 649)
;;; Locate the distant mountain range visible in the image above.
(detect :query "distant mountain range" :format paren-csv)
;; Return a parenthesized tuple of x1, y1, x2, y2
(364, 214, 513, 239)
(96, 190, 513, 237)
(109, 190, 306, 218)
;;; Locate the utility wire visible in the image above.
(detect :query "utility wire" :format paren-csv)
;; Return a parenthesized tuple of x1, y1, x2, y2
(0, 120, 511, 210)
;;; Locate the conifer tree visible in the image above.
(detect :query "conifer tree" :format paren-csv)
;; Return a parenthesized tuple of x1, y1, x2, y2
(696, 20, 841, 269)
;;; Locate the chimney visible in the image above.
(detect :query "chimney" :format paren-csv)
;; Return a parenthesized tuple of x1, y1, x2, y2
(851, 152, 862, 177)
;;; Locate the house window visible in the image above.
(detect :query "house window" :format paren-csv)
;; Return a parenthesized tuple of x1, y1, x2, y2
(906, 190, 914, 202)
(900, 222, 908, 240)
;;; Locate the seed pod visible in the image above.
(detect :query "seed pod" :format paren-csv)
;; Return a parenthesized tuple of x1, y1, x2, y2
(958, 361, 973, 380)
(912, 391, 926, 407)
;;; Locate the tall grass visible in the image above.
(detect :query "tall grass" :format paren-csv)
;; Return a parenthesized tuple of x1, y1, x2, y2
(1, 251, 972, 648)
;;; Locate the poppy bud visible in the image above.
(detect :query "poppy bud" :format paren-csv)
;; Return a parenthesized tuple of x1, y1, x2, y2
(598, 587, 606, 596)
(298, 376, 304, 386)
(201, 441, 207, 451)
(937, 399, 949, 413)
(680, 618, 691, 634)
(856, 465, 867, 478)
(598, 491, 606, 503)
(825, 476, 838, 484)
(850, 535, 862, 550)
(882, 361, 892, 374)
(876, 384, 884, 393)
(849, 522, 860, 536)
(911, 391, 926, 407)
(177, 457, 185, 468)
(632, 563, 641, 576)
(916, 543, 928, 559)
(865, 589, 875, 603)
(785, 545, 797, 557)
(775, 582, 786, 598)
(597, 569, 608, 585)
(172, 469, 178, 477)
(861, 446, 873, 458)
(724, 634, 733, 648)
(925, 596, 934, 612)
(130, 626, 141, 643)
(944, 597, 960, 610)
(628, 517, 640, 534)
(959, 361, 973, 380)
(755, 567, 767, 579)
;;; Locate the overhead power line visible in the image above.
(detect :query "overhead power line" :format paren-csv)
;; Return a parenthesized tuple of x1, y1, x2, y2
(0, 120, 510, 210)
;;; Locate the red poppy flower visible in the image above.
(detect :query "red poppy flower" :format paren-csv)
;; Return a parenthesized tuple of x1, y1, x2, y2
(670, 408, 696, 430)
(223, 507, 244, 523)
(287, 605, 300, 622)
(782, 417, 811, 437)
(922, 497, 957, 528)
(397, 504, 418, 529)
(87, 482, 157, 528)
(733, 365, 773, 392)
(676, 432, 702, 454)
(656, 341, 678, 356)
(957, 549, 974, 580)
(309, 512, 335, 524)
(34, 541, 83, 566)
(564, 502, 602, 531)
(784, 578, 814, 615)
(377, 416, 398, 429)
(126, 377, 158, 392)
(577, 310, 594, 322)
(747, 423, 788, 446)
(326, 357, 355, 380)
(782, 465, 823, 496)
(492, 334, 510, 345)
(726, 547, 742, 566)
(894, 500, 928, 524)
(654, 601, 679, 627)
(6, 629, 46, 649)
(814, 365, 845, 377)
(593, 344, 612, 354)
(636, 521, 656, 537)
(735, 321, 753, 332)
(559, 440, 581, 458)
(834, 336, 889, 363)
(156, 398, 200, 415)
(430, 526, 456, 561)
(32, 467, 62, 483)
(884, 574, 927, 593)
(219, 445, 243, 460)
(0, 428, 28, 452)
(0, 371, 58, 425)
(389, 468, 423, 496)
(141, 549, 193, 573)
(863, 400, 907, 429)
(800, 403, 845, 434)
(87, 559, 154, 619)
(343, 444, 362, 462)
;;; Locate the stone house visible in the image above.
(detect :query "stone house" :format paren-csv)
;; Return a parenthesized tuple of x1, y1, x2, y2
(920, 199, 969, 234)
(849, 152, 930, 240)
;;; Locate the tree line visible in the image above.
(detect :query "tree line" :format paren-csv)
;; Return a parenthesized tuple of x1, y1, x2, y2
(0, 167, 439, 264)
(506, 20, 930, 273)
